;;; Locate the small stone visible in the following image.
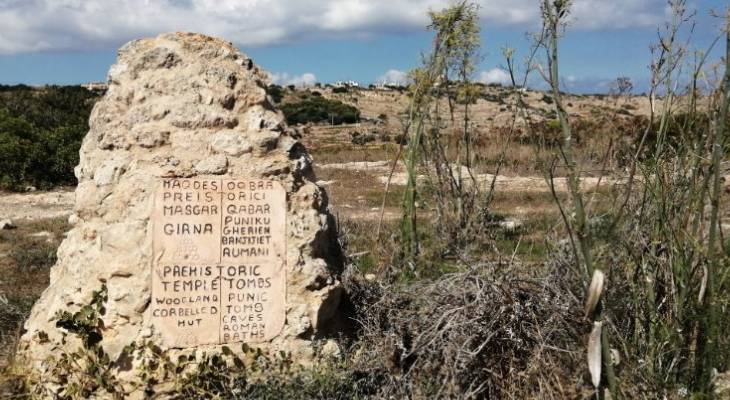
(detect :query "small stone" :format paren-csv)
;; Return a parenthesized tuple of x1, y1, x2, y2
(134, 130, 170, 148)
(320, 339, 341, 358)
(0, 219, 15, 230)
(716, 373, 730, 398)
(499, 219, 523, 231)
(194, 154, 228, 175)
(68, 214, 79, 225)
(30, 231, 52, 238)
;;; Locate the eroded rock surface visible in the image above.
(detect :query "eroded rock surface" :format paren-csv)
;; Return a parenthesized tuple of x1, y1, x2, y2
(19, 32, 344, 394)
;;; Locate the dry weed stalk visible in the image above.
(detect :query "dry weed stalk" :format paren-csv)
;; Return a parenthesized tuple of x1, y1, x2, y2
(535, 0, 617, 396)
(394, 1, 510, 265)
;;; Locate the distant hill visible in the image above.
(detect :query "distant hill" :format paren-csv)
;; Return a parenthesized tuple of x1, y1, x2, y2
(0, 82, 654, 192)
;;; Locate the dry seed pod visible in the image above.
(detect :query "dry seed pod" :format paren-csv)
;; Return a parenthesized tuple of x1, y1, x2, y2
(584, 269, 605, 317)
(588, 321, 603, 389)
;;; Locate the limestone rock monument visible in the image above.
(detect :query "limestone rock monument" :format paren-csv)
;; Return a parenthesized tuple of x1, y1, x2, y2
(19, 32, 345, 390)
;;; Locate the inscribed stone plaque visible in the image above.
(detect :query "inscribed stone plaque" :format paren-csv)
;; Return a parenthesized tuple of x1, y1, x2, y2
(151, 178, 286, 347)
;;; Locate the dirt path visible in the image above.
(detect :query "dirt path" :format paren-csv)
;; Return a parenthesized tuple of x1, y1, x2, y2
(318, 160, 391, 172)
(377, 171, 623, 192)
(0, 189, 74, 221)
(318, 161, 625, 193)
(0, 163, 627, 224)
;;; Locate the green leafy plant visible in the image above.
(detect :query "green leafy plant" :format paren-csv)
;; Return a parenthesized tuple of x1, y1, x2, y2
(44, 285, 125, 399)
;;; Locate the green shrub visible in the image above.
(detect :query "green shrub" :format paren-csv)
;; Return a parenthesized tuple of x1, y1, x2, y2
(280, 96, 360, 125)
(0, 85, 99, 190)
(266, 84, 284, 103)
(638, 112, 730, 155)
(0, 110, 34, 188)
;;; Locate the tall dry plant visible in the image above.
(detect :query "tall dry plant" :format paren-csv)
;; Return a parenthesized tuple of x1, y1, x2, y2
(695, 5, 729, 390)
(396, 13, 450, 262)
(604, 2, 730, 394)
(533, 0, 730, 396)
(397, 0, 486, 263)
(537, 1, 617, 396)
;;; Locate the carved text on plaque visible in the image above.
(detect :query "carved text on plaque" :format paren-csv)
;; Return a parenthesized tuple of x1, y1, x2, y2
(151, 178, 286, 347)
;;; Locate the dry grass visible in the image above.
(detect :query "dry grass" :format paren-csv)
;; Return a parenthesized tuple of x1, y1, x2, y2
(0, 217, 69, 372)
(343, 265, 589, 399)
(296, 84, 656, 181)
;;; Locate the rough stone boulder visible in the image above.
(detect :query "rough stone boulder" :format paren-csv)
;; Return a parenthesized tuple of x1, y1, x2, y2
(18, 32, 345, 392)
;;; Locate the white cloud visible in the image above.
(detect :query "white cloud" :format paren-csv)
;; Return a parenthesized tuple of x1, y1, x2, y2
(0, 0, 667, 54)
(478, 68, 512, 85)
(376, 69, 411, 86)
(269, 72, 317, 87)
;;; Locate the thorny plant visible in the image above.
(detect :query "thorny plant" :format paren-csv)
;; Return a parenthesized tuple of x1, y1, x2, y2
(27, 285, 125, 399)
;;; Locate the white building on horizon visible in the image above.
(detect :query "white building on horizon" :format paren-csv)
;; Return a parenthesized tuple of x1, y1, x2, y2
(333, 80, 360, 88)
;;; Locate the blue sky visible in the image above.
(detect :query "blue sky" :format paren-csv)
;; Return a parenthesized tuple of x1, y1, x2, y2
(0, 0, 726, 93)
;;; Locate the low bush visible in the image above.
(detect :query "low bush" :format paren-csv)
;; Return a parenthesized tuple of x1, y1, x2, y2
(350, 131, 376, 145)
(281, 96, 360, 125)
(265, 84, 284, 103)
(345, 267, 585, 398)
